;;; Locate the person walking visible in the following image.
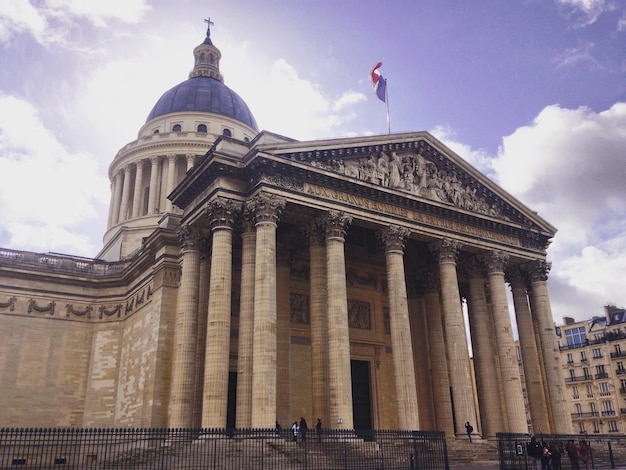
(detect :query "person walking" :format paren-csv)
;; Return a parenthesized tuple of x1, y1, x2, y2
(565, 440, 580, 470)
(578, 440, 590, 470)
(291, 421, 298, 442)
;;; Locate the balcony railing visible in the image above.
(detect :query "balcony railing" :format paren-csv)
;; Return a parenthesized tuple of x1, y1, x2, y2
(565, 375, 593, 383)
(595, 372, 609, 379)
(602, 410, 617, 416)
(571, 412, 600, 419)
(610, 351, 626, 358)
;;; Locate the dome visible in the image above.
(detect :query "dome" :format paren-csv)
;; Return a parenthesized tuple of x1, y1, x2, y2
(146, 76, 258, 131)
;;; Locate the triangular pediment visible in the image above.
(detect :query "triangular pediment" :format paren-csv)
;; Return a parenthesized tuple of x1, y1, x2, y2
(263, 132, 555, 236)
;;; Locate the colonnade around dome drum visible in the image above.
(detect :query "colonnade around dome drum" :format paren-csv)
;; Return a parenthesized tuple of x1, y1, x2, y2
(165, 190, 573, 438)
(107, 153, 197, 228)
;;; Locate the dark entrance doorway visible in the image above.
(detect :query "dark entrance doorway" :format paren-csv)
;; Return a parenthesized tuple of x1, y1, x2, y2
(351, 360, 373, 433)
(226, 371, 237, 430)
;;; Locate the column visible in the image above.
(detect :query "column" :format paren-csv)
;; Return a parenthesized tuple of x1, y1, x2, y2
(186, 153, 196, 172)
(483, 251, 527, 432)
(381, 225, 419, 429)
(430, 238, 477, 437)
(508, 266, 550, 433)
(307, 219, 329, 428)
(465, 258, 503, 438)
(528, 260, 573, 434)
(194, 237, 211, 429)
(202, 198, 239, 428)
(111, 170, 123, 225)
(165, 153, 177, 213)
(324, 211, 353, 429)
(107, 175, 117, 230)
(168, 224, 201, 428)
(276, 241, 292, 427)
(147, 156, 160, 215)
(236, 212, 255, 428)
(249, 193, 286, 428)
(118, 165, 132, 223)
(422, 272, 455, 436)
(131, 160, 144, 218)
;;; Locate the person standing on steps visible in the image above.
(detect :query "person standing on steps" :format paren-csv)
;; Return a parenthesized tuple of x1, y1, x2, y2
(291, 421, 298, 442)
(316, 418, 322, 443)
(464, 421, 473, 442)
(299, 417, 309, 443)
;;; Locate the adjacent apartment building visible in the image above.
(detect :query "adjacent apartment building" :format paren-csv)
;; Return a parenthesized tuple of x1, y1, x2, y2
(558, 305, 626, 434)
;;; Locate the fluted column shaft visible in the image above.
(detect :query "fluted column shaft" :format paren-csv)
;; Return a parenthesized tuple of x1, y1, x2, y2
(432, 238, 477, 437)
(168, 225, 201, 428)
(422, 274, 455, 437)
(194, 239, 210, 428)
(236, 217, 255, 428)
(118, 165, 132, 223)
(107, 174, 117, 228)
(465, 259, 503, 438)
(276, 244, 292, 427)
(131, 160, 144, 218)
(509, 267, 550, 433)
(202, 199, 238, 428)
(382, 226, 419, 429)
(308, 221, 330, 427)
(147, 156, 160, 215)
(111, 170, 123, 225)
(250, 193, 286, 428)
(165, 154, 177, 213)
(325, 212, 353, 429)
(529, 261, 573, 433)
(484, 251, 527, 432)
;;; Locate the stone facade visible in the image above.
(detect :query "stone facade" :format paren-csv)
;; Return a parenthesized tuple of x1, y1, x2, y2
(0, 25, 571, 438)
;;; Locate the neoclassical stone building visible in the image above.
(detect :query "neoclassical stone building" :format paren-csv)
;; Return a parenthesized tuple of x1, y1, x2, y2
(0, 24, 572, 438)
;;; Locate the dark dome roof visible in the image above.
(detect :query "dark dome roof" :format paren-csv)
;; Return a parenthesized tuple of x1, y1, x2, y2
(146, 76, 258, 131)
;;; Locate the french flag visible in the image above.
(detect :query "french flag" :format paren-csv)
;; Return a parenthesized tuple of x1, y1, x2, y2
(371, 62, 387, 103)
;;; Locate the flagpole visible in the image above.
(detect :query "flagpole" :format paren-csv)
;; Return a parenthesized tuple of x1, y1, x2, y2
(385, 80, 390, 134)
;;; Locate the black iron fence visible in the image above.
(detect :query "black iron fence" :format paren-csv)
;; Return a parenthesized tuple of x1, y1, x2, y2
(498, 432, 626, 470)
(0, 428, 448, 469)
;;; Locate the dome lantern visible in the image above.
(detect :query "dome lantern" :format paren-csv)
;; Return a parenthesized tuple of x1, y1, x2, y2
(189, 17, 223, 82)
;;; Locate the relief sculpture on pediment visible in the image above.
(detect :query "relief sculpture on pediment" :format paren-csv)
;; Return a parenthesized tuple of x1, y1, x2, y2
(319, 150, 508, 221)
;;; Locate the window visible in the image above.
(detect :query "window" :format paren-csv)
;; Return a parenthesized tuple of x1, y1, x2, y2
(590, 402, 597, 414)
(575, 403, 582, 415)
(608, 421, 619, 432)
(596, 365, 607, 378)
(593, 421, 600, 433)
(599, 382, 611, 396)
(569, 369, 576, 380)
(222, 128, 232, 137)
(620, 379, 626, 391)
(572, 385, 580, 399)
(593, 348, 603, 358)
(617, 361, 625, 373)
(583, 367, 590, 379)
(197, 124, 207, 133)
(565, 326, 587, 347)
(578, 422, 586, 433)
(153, 129, 159, 134)
(587, 383, 594, 398)
(616, 344, 622, 355)
(567, 353, 573, 364)
(581, 351, 588, 362)
(172, 124, 182, 132)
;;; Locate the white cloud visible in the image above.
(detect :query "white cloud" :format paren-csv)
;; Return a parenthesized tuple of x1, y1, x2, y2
(492, 102, 626, 319)
(556, 0, 614, 26)
(0, 94, 109, 255)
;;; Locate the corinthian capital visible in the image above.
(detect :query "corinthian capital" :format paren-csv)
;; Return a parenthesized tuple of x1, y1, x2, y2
(481, 250, 509, 274)
(380, 225, 411, 253)
(205, 197, 241, 230)
(322, 211, 352, 240)
(176, 224, 204, 251)
(527, 259, 551, 283)
(429, 238, 462, 264)
(245, 192, 286, 225)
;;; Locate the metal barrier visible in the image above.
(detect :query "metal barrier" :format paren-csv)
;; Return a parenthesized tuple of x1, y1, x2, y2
(498, 432, 626, 470)
(0, 428, 448, 469)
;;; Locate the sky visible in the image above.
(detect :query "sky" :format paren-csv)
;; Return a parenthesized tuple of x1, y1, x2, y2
(0, 0, 624, 324)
